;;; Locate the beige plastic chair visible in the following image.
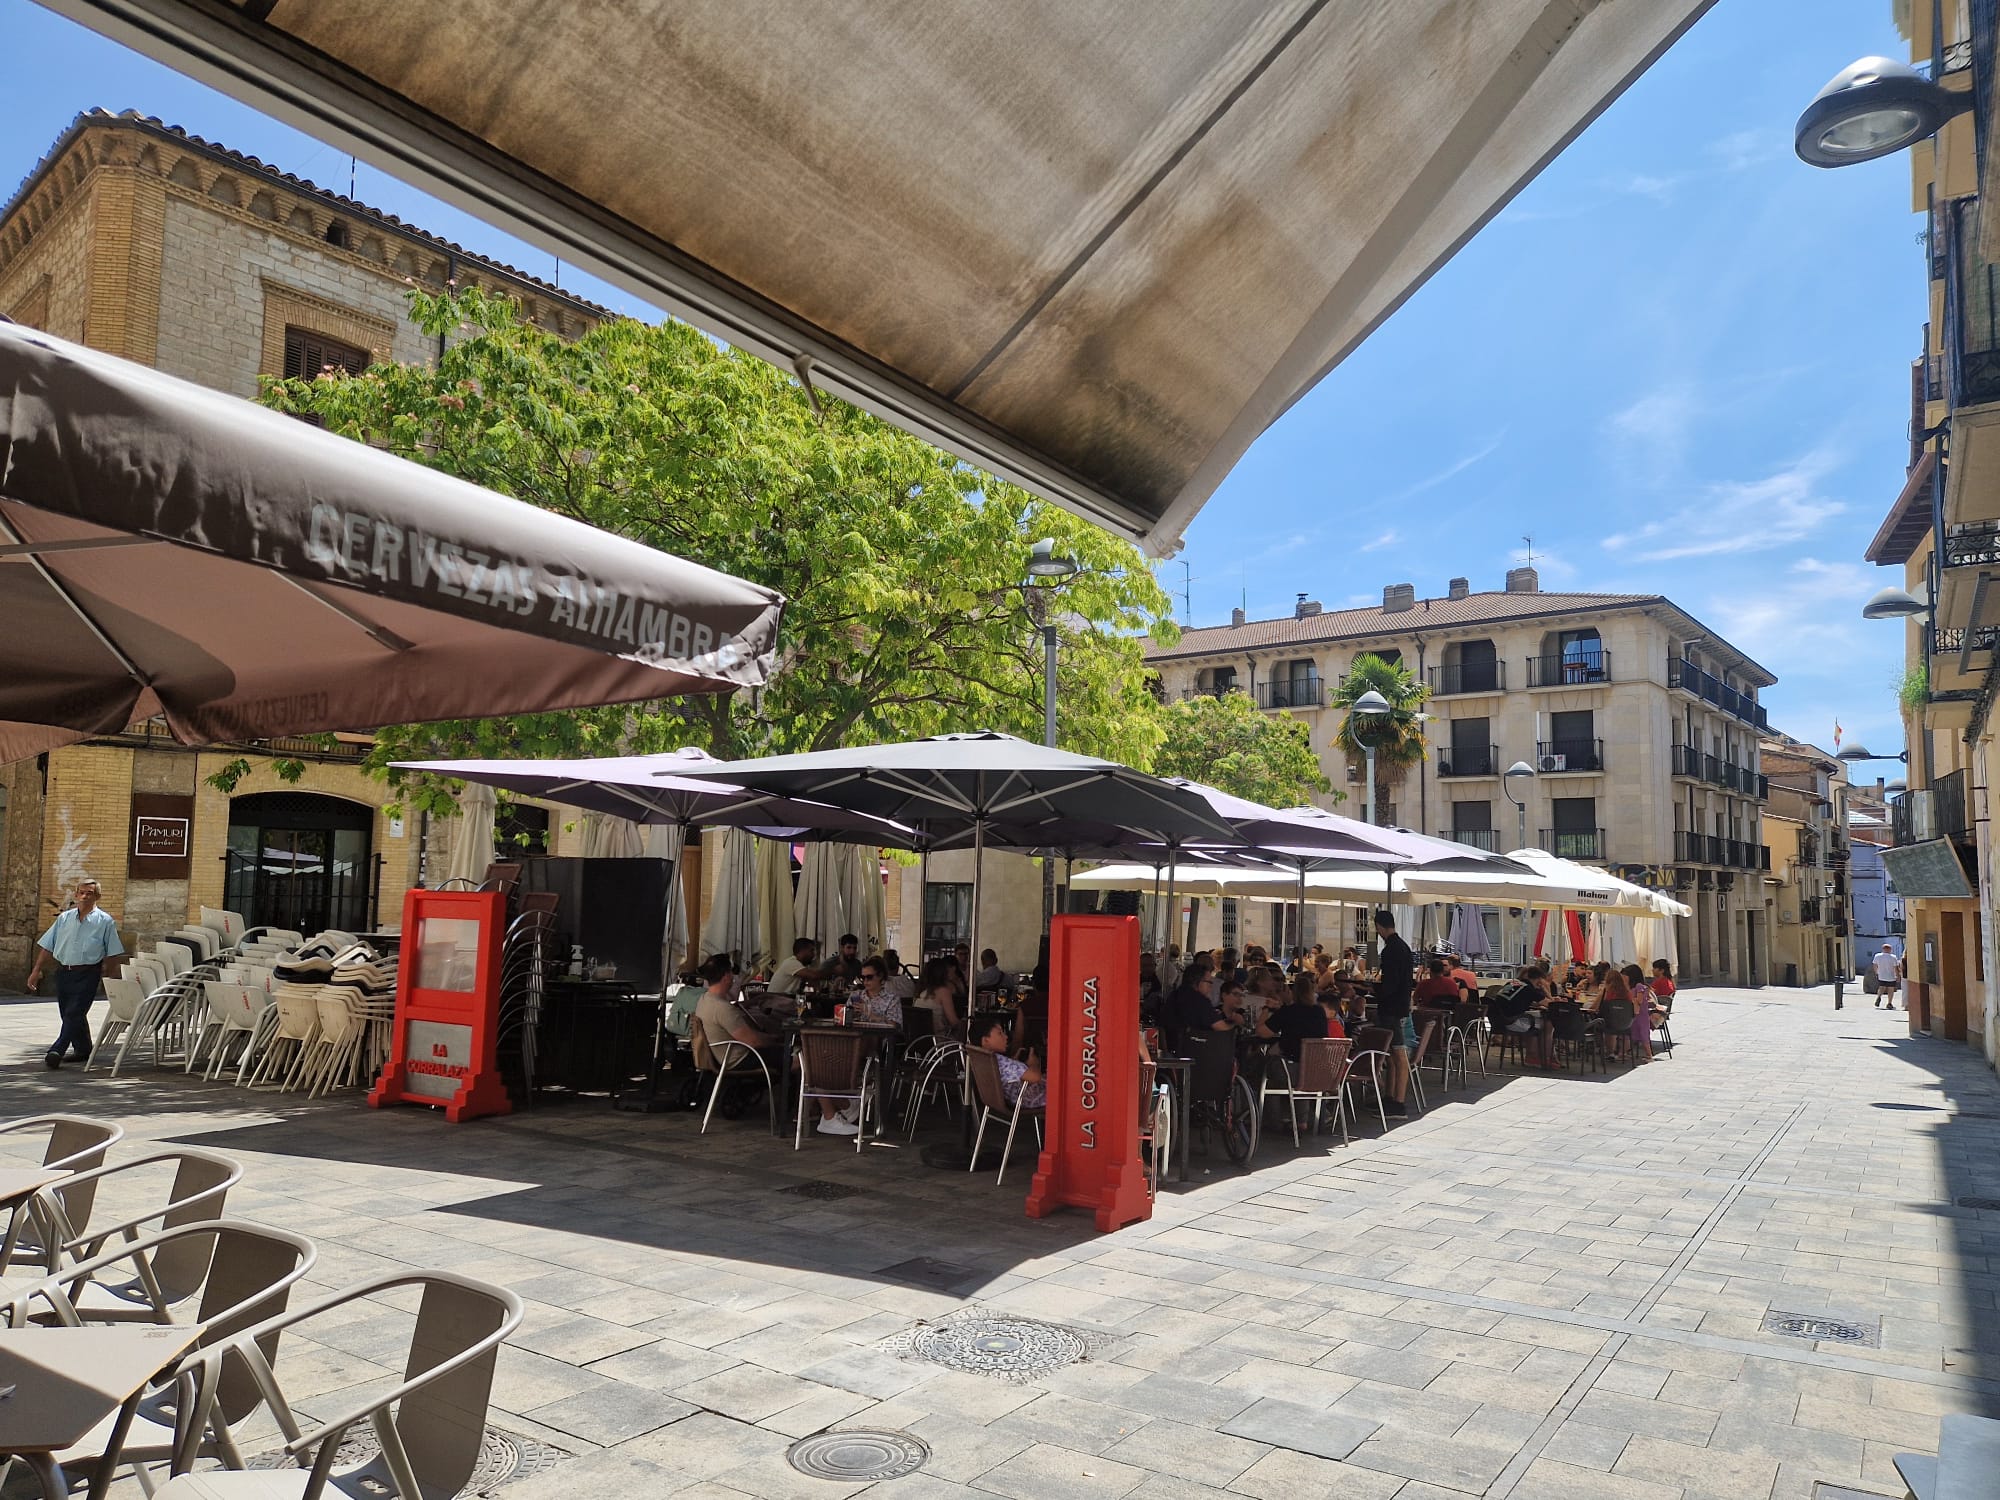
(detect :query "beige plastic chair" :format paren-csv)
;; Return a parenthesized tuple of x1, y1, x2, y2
(248, 987, 322, 1089)
(1, 1147, 242, 1287)
(91, 978, 150, 1074)
(156, 1271, 524, 1500)
(0, 1114, 124, 1267)
(3, 1220, 316, 1494)
(965, 1047, 1043, 1184)
(156, 942, 196, 977)
(794, 1028, 875, 1152)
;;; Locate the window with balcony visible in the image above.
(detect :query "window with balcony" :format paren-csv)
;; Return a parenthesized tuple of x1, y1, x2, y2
(1541, 710, 1601, 772)
(1451, 801, 1496, 851)
(1260, 659, 1322, 710)
(1547, 796, 1600, 860)
(1431, 638, 1500, 695)
(1439, 718, 1494, 777)
(1205, 666, 1237, 697)
(1529, 627, 1607, 686)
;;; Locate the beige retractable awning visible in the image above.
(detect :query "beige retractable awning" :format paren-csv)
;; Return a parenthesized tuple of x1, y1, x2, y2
(52, 0, 1713, 553)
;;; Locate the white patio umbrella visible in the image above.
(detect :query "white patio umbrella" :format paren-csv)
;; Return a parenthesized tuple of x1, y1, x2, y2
(853, 845, 886, 954)
(794, 844, 847, 953)
(753, 837, 795, 973)
(438, 781, 496, 887)
(647, 823, 691, 974)
(580, 810, 644, 858)
(1449, 904, 1492, 959)
(698, 826, 758, 967)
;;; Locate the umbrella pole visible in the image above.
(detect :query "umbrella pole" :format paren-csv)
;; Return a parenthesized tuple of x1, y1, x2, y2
(1165, 847, 1179, 970)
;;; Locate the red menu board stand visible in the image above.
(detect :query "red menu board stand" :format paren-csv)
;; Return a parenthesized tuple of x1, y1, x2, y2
(368, 888, 512, 1123)
(1025, 914, 1151, 1233)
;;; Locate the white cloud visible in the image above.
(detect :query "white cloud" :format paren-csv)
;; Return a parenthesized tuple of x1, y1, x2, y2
(1360, 530, 1399, 552)
(1601, 451, 1844, 561)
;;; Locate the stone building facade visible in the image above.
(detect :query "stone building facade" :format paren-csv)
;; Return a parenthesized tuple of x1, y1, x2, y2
(1144, 570, 1779, 984)
(0, 111, 604, 972)
(1758, 740, 1853, 989)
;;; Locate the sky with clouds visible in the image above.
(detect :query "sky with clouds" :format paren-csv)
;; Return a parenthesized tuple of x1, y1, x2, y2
(4, 1, 1923, 757)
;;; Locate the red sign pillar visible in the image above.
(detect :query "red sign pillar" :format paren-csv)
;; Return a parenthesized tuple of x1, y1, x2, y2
(1025, 914, 1151, 1233)
(369, 888, 512, 1123)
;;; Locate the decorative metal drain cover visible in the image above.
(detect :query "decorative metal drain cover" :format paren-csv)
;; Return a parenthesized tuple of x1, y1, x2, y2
(777, 1180, 866, 1201)
(1957, 1195, 2000, 1211)
(1761, 1310, 1881, 1348)
(787, 1429, 928, 1481)
(887, 1312, 1091, 1382)
(251, 1426, 566, 1494)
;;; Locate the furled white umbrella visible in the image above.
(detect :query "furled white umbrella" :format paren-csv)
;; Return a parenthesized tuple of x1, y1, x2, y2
(698, 826, 758, 967)
(754, 837, 796, 973)
(1449, 904, 1492, 959)
(794, 844, 846, 953)
(580, 810, 644, 859)
(854, 845, 886, 954)
(438, 781, 496, 887)
(647, 822, 691, 975)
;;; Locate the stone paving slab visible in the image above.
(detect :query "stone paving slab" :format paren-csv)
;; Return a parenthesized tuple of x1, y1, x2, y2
(2, 984, 1998, 1499)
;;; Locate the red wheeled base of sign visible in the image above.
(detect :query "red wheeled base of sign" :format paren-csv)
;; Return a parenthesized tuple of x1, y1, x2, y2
(368, 888, 513, 1123)
(1025, 915, 1151, 1234)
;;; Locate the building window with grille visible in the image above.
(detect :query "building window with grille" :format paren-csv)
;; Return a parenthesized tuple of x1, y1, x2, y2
(280, 327, 370, 427)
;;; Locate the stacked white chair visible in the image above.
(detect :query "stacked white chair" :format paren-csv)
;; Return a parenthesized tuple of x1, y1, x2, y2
(88, 978, 149, 1071)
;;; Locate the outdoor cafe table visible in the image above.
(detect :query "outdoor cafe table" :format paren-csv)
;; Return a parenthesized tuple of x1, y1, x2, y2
(0, 1168, 69, 1210)
(0, 1324, 204, 1496)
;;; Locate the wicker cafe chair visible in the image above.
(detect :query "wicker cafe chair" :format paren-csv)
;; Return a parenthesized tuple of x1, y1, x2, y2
(7, 1220, 317, 1494)
(155, 1272, 523, 1500)
(965, 1046, 1043, 1185)
(689, 1015, 776, 1134)
(795, 1027, 876, 1153)
(1260, 1037, 1353, 1147)
(1345, 1025, 1394, 1132)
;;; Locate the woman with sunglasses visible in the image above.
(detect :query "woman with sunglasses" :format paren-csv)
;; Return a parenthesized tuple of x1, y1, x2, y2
(849, 957, 903, 1026)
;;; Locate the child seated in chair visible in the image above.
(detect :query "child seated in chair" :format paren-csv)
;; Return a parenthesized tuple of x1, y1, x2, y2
(974, 1013, 1044, 1110)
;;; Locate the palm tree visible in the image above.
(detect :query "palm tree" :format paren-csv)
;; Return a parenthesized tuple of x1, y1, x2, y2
(1331, 654, 1429, 824)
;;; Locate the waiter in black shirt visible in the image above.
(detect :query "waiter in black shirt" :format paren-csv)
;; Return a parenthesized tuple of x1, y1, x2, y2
(1373, 910, 1415, 1117)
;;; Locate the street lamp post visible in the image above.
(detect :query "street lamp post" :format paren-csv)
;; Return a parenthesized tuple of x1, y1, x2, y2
(1025, 538, 1078, 925)
(1352, 689, 1391, 826)
(1502, 759, 1537, 967)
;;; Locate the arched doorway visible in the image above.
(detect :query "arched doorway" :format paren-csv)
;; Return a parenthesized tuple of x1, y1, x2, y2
(225, 792, 374, 934)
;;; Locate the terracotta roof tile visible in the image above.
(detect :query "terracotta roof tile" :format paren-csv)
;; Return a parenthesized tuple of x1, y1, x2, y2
(1145, 589, 1663, 660)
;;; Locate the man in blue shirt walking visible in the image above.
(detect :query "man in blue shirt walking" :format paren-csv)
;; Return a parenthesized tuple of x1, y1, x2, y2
(25, 879, 125, 1070)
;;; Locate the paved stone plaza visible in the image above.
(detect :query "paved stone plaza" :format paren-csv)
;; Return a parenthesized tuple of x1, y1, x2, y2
(2, 985, 1996, 1500)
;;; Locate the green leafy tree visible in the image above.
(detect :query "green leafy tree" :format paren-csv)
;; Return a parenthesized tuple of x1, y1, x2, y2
(256, 288, 1177, 815)
(1331, 654, 1429, 823)
(1149, 692, 1333, 808)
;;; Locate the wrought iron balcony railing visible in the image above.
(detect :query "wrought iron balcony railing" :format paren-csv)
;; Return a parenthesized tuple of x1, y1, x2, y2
(1536, 739, 1602, 772)
(1437, 744, 1498, 778)
(1526, 650, 1610, 688)
(1450, 828, 1499, 852)
(1428, 660, 1505, 696)
(1255, 678, 1323, 710)
(1542, 827, 1603, 860)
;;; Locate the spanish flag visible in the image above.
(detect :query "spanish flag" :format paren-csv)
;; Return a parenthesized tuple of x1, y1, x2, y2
(1834, 719, 1843, 750)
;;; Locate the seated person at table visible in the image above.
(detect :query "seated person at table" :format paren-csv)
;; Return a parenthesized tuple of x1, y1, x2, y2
(1339, 946, 1365, 978)
(827, 933, 864, 988)
(878, 949, 916, 1001)
(1447, 957, 1481, 997)
(1316, 988, 1348, 1040)
(1139, 952, 1162, 1009)
(914, 957, 963, 1032)
(973, 1013, 1044, 1110)
(1160, 962, 1228, 1051)
(769, 937, 826, 996)
(1489, 968, 1541, 1028)
(847, 958, 902, 1025)
(1414, 957, 1460, 1009)
(693, 951, 809, 1099)
(1258, 974, 1330, 1063)
(973, 948, 1006, 993)
(1649, 960, 1677, 1014)
(1577, 962, 1610, 1007)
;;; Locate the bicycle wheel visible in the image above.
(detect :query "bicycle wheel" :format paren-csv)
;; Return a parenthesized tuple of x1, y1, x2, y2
(1222, 1074, 1258, 1164)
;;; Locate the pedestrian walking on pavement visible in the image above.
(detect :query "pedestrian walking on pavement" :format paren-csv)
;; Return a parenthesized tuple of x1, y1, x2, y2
(1870, 943, 1902, 1009)
(24, 878, 124, 1070)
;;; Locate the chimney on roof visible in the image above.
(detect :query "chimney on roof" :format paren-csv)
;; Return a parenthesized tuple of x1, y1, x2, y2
(1505, 566, 1539, 593)
(1294, 594, 1322, 618)
(1382, 583, 1415, 613)
(1231, 606, 1246, 627)
(1447, 577, 1470, 601)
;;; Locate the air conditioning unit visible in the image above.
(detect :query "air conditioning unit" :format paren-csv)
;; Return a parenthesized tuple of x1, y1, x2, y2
(1537, 753, 1567, 773)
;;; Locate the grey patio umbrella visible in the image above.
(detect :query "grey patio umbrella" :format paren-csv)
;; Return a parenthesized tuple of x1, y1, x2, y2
(0, 321, 783, 760)
(669, 732, 1243, 980)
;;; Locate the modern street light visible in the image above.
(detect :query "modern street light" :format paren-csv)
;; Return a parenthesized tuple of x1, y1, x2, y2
(1352, 689, 1391, 827)
(1795, 55, 1972, 168)
(1835, 745, 1909, 765)
(1502, 760, 1536, 851)
(1862, 586, 1929, 621)
(1025, 538, 1078, 925)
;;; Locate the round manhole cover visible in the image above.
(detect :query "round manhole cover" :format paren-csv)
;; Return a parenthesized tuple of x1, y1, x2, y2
(909, 1315, 1089, 1379)
(250, 1427, 565, 1494)
(787, 1430, 928, 1482)
(1773, 1316, 1867, 1342)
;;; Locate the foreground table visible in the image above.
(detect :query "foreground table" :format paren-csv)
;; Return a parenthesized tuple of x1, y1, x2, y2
(0, 1167, 69, 1208)
(0, 1325, 204, 1497)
